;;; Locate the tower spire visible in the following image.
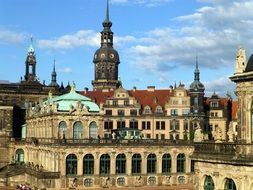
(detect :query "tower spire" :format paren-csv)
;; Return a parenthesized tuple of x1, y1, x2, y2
(49, 58, 58, 87)
(103, 0, 112, 29)
(106, 0, 109, 21)
(28, 34, 35, 54)
(194, 55, 200, 81)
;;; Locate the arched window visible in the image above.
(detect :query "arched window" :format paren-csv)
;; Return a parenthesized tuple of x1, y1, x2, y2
(89, 122, 97, 139)
(66, 154, 77, 176)
(162, 154, 171, 174)
(177, 153, 185, 173)
(224, 178, 236, 190)
(73, 121, 83, 140)
(59, 121, 67, 139)
(132, 154, 141, 174)
(15, 149, 24, 163)
(116, 154, 126, 174)
(147, 154, 156, 174)
(204, 175, 214, 190)
(83, 154, 94, 175)
(100, 154, 110, 175)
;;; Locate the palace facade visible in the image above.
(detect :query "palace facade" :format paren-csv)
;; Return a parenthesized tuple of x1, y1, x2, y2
(2, 1, 253, 190)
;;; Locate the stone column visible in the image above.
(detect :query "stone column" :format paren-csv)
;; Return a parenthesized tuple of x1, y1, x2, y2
(157, 153, 162, 174)
(185, 154, 190, 173)
(110, 152, 116, 175)
(77, 153, 83, 176)
(141, 152, 147, 175)
(171, 153, 177, 174)
(94, 152, 100, 176)
(60, 153, 66, 176)
(126, 152, 132, 175)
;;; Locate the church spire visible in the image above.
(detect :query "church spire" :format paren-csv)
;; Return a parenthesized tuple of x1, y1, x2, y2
(49, 58, 58, 87)
(103, 0, 112, 28)
(28, 34, 35, 54)
(194, 56, 200, 81)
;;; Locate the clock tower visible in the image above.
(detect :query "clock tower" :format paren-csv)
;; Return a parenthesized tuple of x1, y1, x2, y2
(92, 0, 120, 90)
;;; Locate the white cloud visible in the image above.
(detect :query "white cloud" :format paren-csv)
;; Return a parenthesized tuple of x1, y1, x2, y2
(58, 67, 73, 73)
(111, 0, 173, 7)
(111, 0, 128, 4)
(38, 30, 100, 50)
(0, 29, 25, 44)
(203, 76, 236, 98)
(125, 0, 253, 74)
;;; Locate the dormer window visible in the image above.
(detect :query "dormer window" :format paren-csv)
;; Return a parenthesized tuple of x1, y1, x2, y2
(211, 102, 219, 108)
(143, 106, 151, 114)
(155, 106, 163, 114)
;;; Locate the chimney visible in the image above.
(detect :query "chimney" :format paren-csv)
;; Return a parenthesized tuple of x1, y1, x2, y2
(147, 86, 155, 92)
(84, 87, 89, 94)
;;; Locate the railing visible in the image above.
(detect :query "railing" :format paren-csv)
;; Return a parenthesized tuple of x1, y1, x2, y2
(12, 137, 194, 147)
(0, 163, 60, 179)
(194, 142, 236, 155)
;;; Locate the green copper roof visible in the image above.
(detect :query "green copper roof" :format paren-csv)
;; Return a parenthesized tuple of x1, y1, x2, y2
(48, 85, 100, 112)
(28, 44, 35, 53)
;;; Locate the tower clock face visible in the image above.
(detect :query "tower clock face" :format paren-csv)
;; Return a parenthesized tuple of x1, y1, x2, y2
(110, 53, 114, 58)
(101, 53, 105, 58)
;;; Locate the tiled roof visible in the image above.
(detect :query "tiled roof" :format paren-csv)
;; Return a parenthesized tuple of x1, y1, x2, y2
(128, 89, 172, 111)
(81, 88, 173, 112)
(81, 90, 114, 105)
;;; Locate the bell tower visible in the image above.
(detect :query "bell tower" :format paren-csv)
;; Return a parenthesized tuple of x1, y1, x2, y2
(21, 36, 42, 86)
(24, 36, 37, 83)
(189, 57, 205, 130)
(92, 0, 120, 90)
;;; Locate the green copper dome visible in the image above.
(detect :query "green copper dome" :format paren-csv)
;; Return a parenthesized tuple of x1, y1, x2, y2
(49, 85, 100, 112)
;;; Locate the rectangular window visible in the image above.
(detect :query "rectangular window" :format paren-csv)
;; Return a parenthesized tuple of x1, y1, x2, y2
(156, 134, 159, 139)
(118, 110, 125, 116)
(104, 121, 113, 130)
(161, 121, 165, 130)
(113, 100, 118, 106)
(105, 110, 112, 116)
(147, 121, 151, 130)
(156, 121, 160, 130)
(182, 109, 190, 115)
(161, 134, 165, 139)
(142, 121, 145, 130)
(170, 109, 178, 116)
(130, 109, 137, 116)
(146, 134, 151, 139)
(170, 120, 180, 130)
(215, 112, 218, 117)
(142, 121, 151, 130)
(124, 100, 129, 106)
(117, 121, 125, 129)
(210, 112, 214, 117)
(130, 121, 138, 129)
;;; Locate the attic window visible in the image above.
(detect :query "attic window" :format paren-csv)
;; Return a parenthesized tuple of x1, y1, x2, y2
(143, 106, 151, 114)
(211, 102, 219, 108)
(155, 106, 163, 114)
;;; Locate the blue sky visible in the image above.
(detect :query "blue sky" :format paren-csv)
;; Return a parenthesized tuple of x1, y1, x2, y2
(1, 0, 253, 97)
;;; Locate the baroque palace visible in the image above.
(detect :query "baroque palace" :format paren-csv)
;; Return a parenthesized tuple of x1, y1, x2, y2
(0, 1, 253, 190)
